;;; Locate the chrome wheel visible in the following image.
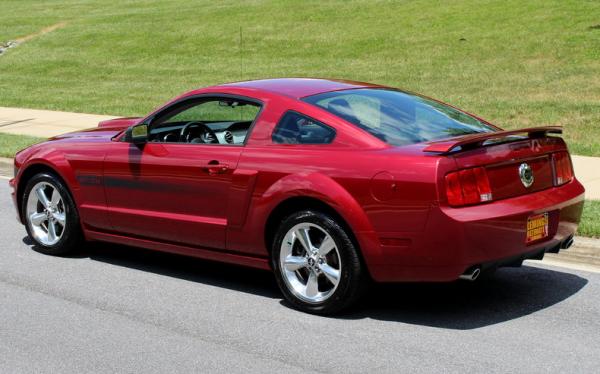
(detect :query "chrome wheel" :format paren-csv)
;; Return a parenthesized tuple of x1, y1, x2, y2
(26, 181, 66, 246)
(279, 223, 341, 304)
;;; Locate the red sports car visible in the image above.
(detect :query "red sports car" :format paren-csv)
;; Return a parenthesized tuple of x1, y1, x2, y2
(9, 78, 585, 314)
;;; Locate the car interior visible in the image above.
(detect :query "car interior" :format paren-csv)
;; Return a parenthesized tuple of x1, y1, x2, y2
(148, 98, 261, 145)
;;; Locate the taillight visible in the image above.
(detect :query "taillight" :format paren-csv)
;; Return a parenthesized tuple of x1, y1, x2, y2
(445, 166, 493, 206)
(553, 151, 573, 186)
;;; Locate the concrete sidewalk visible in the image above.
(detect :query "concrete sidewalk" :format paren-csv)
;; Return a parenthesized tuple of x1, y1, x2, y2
(0, 106, 599, 199)
(0, 106, 117, 138)
(571, 155, 600, 200)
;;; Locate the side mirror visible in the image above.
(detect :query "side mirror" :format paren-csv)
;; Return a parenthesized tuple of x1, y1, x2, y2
(125, 123, 148, 145)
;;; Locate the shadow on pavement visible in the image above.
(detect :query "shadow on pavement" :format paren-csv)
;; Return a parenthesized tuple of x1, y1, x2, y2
(25, 237, 588, 329)
(27, 238, 280, 299)
(344, 266, 588, 329)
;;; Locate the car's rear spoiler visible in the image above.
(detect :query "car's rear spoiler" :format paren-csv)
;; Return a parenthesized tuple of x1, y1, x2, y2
(422, 126, 562, 154)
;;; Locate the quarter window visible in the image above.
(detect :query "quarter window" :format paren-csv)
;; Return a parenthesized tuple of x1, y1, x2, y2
(272, 111, 335, 144)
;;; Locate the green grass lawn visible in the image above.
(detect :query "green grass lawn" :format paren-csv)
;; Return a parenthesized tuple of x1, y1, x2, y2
(0, 0, 599, 155)
(0, 133, 45, 158)
(578, 200, 600, 238)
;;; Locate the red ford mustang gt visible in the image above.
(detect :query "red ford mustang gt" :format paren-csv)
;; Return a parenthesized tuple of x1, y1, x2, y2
(9, 78, 585, 314)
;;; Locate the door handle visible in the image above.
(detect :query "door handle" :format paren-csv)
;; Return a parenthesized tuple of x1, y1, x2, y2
(204, 161, 229, 175)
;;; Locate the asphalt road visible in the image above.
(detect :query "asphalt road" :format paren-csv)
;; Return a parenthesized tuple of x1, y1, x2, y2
(1, 180, 599, 373)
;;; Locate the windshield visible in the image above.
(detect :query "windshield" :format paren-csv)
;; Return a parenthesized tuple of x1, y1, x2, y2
(302, 88, 496, 146)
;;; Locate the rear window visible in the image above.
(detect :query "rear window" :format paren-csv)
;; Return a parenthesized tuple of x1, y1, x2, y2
(302, 88, 496, 146)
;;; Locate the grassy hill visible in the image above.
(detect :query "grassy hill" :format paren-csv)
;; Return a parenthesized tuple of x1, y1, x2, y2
(1, 0, 599, 155)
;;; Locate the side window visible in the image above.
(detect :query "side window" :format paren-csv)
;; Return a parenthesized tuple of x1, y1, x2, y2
(150, 98, 261, 145)
(272, 111, 336, 144)
(167, 100, 259, 124)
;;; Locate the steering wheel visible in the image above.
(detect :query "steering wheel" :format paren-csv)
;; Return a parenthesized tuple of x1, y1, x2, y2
(179, 121, 218, 143)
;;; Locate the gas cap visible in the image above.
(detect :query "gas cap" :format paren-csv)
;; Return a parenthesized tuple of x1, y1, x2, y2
(370, 171, 397, 201)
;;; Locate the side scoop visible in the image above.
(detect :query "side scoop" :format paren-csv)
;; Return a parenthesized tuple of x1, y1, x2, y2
(97, 117, 142, 129)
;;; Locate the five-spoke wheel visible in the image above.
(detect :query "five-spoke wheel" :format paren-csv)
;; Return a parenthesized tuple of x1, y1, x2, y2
(280, 222, 342, 303)
(272, 210, 366, 314)
(26, 181, 66, 246)
(22, 173, 82, 255)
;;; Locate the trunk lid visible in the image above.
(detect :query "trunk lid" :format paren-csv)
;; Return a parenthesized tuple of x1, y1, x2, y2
(450, 135, 567, 201)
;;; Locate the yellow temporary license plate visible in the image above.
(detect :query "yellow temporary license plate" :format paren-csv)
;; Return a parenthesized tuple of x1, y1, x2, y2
(526, 213, 549, 243)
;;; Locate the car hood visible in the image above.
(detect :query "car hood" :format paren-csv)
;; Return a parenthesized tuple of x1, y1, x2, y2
(49, 126, 124, 142)
(48, 117, 141, 142)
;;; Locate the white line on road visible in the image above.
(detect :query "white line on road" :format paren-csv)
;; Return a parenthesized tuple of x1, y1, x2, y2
(528, 258, 600, 274)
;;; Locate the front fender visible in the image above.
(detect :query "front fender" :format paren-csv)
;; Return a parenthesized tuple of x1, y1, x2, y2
(17, 148, 82, 197)
(14, 149, 80, 222)
(15, 143, 107, 231)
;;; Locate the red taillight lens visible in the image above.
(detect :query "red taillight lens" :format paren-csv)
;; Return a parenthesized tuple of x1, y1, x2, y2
(445, 167, 493, 207)
(445, 171, 463, 206)
(553, 151, 573, 186)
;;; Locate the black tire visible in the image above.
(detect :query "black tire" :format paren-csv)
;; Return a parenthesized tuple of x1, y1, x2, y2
(21, 172, 83, 256)
(271, 210, 367, 314)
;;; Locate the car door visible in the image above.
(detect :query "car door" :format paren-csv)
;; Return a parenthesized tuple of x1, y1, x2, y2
(103, 95, 262, 250)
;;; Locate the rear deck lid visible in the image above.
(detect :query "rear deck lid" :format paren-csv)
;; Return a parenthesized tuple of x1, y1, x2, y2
(447, 133, 567, 201)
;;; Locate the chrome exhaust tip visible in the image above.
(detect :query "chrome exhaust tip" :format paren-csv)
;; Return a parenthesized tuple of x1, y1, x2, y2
(459, 267, 481, 281)
(561, 236, 574, 250)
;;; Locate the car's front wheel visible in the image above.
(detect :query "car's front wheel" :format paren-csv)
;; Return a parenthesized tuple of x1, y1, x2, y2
(22, 172, 82, 256)
(272, 210, 366, 314)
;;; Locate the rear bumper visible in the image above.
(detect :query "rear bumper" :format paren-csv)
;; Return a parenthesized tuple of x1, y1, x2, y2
(366, 178, 585, 282)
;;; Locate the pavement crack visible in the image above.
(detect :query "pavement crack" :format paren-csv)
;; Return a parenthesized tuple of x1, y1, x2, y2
(0, 118, 34, 128)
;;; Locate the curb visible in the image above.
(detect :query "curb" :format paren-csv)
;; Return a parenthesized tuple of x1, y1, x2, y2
(571, 236, 600, 250)
(0, 157, 12, 177)
(541, 236, 600, 269)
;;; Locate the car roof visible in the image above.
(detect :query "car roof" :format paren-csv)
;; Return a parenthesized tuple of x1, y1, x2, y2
(216, 78, 386, 99)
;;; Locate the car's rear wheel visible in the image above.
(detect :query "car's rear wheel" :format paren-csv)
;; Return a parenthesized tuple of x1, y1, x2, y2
(272, 210, 366, 314)
(22, 173, 82, 256)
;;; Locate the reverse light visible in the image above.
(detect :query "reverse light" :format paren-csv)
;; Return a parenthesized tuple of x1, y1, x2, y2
(553, 151, 573, 186)
(445, 167, 493, 206)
